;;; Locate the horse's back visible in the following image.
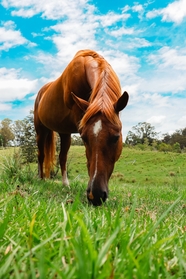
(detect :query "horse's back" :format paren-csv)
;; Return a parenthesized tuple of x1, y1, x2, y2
(34, 52, 92, 133)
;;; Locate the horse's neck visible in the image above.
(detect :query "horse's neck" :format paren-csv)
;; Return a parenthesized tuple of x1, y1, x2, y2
(84, 56, 101, 90)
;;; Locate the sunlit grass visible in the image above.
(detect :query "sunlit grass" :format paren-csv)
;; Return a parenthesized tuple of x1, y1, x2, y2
(0, 147, 186, 278)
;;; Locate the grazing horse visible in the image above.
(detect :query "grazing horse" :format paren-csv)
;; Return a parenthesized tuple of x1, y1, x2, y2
(34, 49, 129, 206)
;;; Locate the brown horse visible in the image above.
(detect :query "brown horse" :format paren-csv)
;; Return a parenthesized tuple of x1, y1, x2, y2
(34, 49, 129, 206)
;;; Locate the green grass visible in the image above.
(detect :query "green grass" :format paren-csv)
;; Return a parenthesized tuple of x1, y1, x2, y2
(0, 147, 186, 278)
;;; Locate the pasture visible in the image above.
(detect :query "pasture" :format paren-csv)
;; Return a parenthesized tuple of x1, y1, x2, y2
(0, 146, 186, 278)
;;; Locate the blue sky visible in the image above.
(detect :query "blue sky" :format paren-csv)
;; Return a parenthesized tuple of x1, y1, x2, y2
(0, 0, 186, 138)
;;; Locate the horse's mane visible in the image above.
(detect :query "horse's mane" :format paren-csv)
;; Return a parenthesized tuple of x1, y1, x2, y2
(76, 50, 122, 130)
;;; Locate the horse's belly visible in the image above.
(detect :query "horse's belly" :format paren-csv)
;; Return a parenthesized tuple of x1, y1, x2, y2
(38, 103, 78, 133)
(39, 111, 78, 134)
(53, 115, 78, 133)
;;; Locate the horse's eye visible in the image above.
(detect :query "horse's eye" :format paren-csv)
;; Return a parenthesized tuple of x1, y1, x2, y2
(109, 135, 120, 144)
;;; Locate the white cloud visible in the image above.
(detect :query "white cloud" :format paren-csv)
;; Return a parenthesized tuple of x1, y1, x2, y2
(50, 18, 98, 53)
(147, 115, 166, 125)
(0, 21, 29, 51)
(127, 38, 151, 49)
(179, 115, 186, 127)
(0, 102, 12, 111)
(147, 9, 161, 19)
(132, 4, 144, 20)
(143, 93, 170, 107)
(148, 46, 186, 71)
(132, 4, 143, 13)
(2, 0, 93, 20)
(0, 20, 36, 51)
(99, 12, 130, 27)
(0, 68, 38, 102)
(146, 0, 186, 24)
(109, 26, 134, 36)
(140, 72, 186, 95)
(1, 104, 35, 122)
(139, 46, 186, 94)
(31, 32, 43, 38)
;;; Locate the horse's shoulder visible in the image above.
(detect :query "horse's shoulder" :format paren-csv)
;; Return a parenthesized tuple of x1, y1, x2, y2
(40, 82, 52, 94)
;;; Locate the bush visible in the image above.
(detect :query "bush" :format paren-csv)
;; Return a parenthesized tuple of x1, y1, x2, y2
(0, 151, 36, 184)
(157, 143, 172, 152)
(173, 142, 181, 153)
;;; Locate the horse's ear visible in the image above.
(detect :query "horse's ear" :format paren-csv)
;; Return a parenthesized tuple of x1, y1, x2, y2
(71, 92, 89, 112)
(114, 91, 129, 113)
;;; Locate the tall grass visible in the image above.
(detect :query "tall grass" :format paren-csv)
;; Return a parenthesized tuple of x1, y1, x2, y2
(0, 151, 36, 187)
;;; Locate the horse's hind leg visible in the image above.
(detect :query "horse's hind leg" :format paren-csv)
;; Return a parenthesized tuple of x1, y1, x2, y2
(36, 133, 45, 178)
(59, 133, 71, 186)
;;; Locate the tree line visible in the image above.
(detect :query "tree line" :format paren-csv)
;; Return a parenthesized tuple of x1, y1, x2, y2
(125, 122, 186, 152)
(0, 113, 186, 163)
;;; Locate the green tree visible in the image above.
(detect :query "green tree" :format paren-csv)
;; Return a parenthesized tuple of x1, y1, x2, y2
(20, 111, 37, 163)
(0, 134, 4, 147)
(162, 128, 186, 149)
(71, 135, 83, 146)
(13, 120, 25, 146)
(182, 127, 186, 136)
(125, 122, 159, 146)
(0, 118, 15, 147)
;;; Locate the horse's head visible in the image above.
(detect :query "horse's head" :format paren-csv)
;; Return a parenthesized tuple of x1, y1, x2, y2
(72, 91, 129, 206)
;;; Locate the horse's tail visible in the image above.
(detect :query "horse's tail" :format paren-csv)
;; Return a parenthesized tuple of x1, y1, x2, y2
(44, 130, 56, 178)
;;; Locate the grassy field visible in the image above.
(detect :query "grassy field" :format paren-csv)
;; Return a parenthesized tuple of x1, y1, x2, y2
(0, 146, 186, 278)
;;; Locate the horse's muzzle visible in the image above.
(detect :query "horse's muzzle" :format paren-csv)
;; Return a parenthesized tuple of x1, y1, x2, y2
(87, 188, 108, 206)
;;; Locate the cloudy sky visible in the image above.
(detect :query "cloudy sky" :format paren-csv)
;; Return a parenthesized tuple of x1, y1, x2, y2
(0, 0, 186, 139)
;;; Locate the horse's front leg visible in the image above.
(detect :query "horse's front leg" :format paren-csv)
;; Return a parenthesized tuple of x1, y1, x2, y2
(59, 133, 71, 186)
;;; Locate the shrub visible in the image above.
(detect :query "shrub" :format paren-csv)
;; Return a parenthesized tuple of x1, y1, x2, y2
(0, 151, 36, 184)
(157, 143, 172, 152)
(173, 142, 181, 153)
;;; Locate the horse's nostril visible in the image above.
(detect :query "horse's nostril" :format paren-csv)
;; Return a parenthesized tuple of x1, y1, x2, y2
(87, 188, 108, 206)
(102, 191, 107, 202)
